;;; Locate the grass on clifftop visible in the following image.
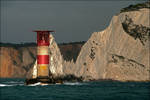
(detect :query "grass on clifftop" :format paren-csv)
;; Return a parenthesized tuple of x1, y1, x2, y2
(120, 1, 150, 13)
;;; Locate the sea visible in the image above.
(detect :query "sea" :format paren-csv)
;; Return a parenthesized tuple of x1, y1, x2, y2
(0, 78, 150, 100)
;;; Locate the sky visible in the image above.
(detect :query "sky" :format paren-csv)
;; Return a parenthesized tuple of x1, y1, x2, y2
(0, 0, 146, 43)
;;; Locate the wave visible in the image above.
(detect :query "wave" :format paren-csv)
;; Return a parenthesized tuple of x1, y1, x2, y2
(1, 81, 84, 87)
(0, 84, 13, 87)
(63, 82, 83, 85)
(28, 82, 49, 86)
(0, 81, 24, 87)
(0, 83, 24, 87)
(3, 81, 24, 84)
(27, 82, 84, 86)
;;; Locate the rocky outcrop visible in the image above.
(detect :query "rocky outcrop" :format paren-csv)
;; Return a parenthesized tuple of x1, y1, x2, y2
(48, 34, 64, 76)
(68, 8, 150, 81)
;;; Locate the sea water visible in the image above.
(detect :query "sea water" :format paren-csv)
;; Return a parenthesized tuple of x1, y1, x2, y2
(0, 78, 150, 100)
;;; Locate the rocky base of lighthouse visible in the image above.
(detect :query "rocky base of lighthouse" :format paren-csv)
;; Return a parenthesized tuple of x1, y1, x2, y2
(25, 74, 83, 85)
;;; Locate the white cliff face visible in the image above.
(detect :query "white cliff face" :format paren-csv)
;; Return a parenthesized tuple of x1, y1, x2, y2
(49, 34, 64, 76)
(72, 8, 150, 81)
(32, 60, 37, 78)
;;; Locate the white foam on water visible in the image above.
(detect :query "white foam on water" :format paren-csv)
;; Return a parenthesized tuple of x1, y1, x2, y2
(27, 82, 84, 86)
(0, 84, 13, 87)
(28, 82, 49, 86)
(64, 82, 83, 85)
(0, 81, 25, 87)
(4, 81, 24, 84)
(28, 82, 41, 86)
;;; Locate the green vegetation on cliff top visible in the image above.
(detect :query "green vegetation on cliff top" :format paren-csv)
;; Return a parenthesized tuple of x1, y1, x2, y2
(120, 1, 150, 13)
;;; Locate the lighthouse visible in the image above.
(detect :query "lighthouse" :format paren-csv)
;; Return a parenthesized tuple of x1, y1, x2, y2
(34, 30, 55, 82)
(25, 30, 65, 85)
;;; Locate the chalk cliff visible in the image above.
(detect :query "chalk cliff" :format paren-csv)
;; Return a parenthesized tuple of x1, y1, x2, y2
(0, 2, 149, 82)
(0, 46, 36, 78)
(67, 8, 150, 81)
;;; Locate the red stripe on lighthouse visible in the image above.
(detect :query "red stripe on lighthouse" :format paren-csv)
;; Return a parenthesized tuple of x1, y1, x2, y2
(37, 55, 49, 64)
